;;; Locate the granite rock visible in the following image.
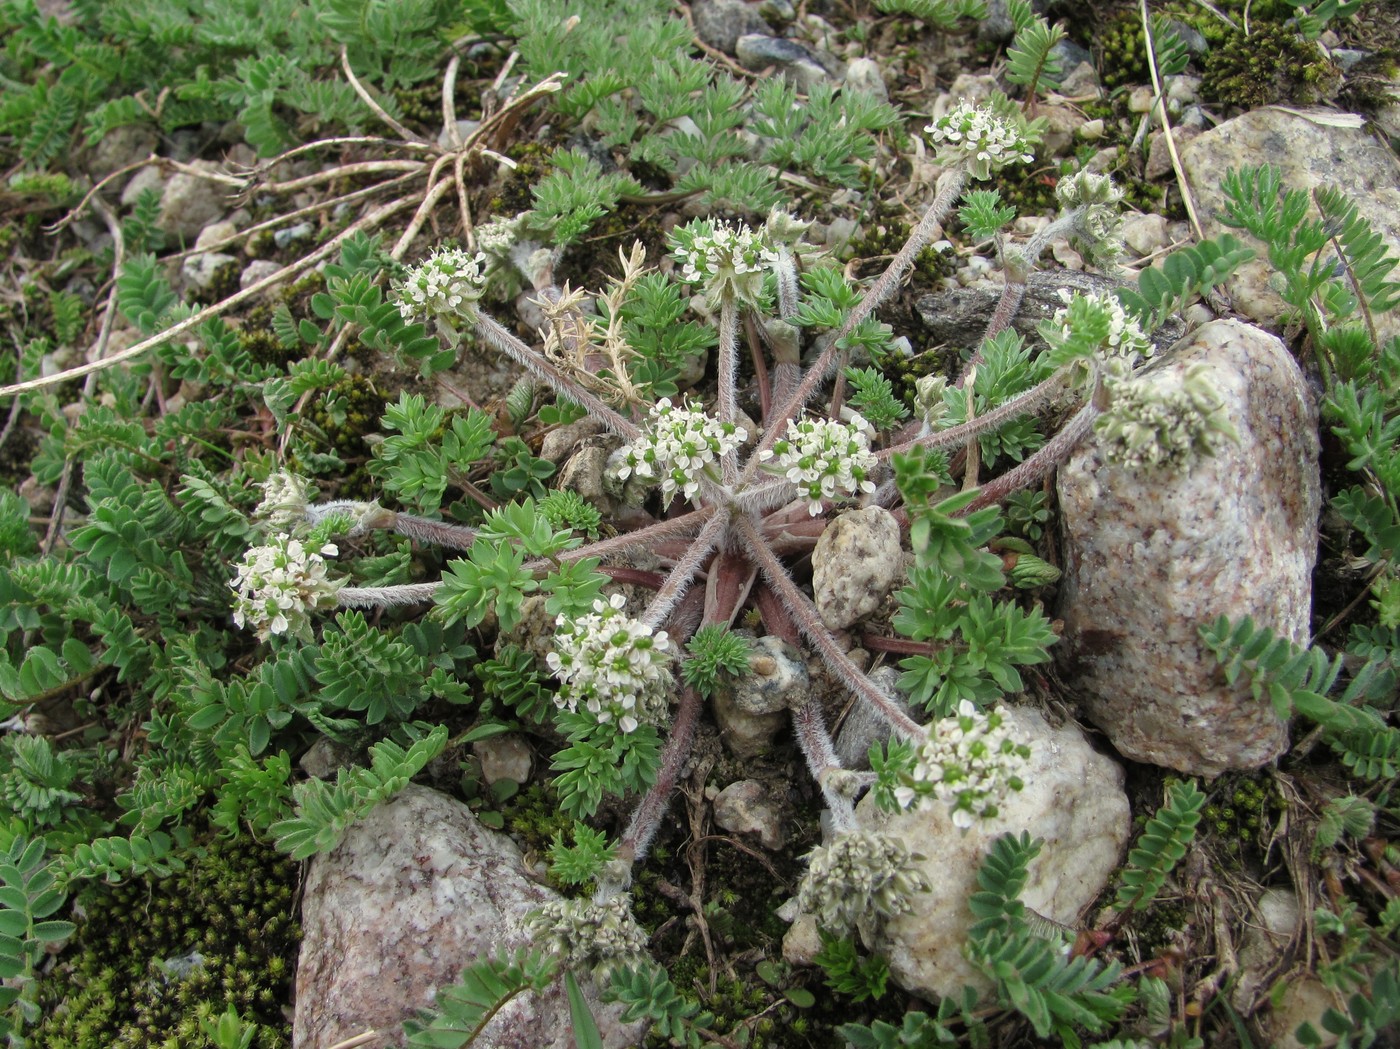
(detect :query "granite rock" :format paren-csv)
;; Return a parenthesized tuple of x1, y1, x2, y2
(1057, 319, 1320, 776)
(712, 779, 786, 849)
(294, 784, 643, 1049)
(855, 706, 1129, 1001)
(1179, 107, 1400, 344)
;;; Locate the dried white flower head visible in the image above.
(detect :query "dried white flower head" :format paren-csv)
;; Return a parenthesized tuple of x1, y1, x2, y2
(547, 594, 675, 733)
(759, 412, 878, 515)
(254, 470, 312, 530)
(613, 399, 748, 507)
(529, 894, 649, 979)
(393, 246, 488, 327)
(795, 831, 930, 934)
(898, 702, 1030, 829)
(1095, 361, 1239, 470)
(671, 219, 776, 307)
(1055, 171, 1125, 268)
(229, 534, 341, 643)
(925, 97, 1037, 180)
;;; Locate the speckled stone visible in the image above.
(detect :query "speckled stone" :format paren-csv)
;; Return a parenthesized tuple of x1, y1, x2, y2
(854, 706, 1129, 1001)
(1180, 107, 1400, 344)
(294, 784, 643, 1049)
(713, 634, 807, 757)
(1056, 319, 1320, 776)
(811, 506, 902, 630)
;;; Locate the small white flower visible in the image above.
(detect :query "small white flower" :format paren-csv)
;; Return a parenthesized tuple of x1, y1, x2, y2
(900, 702, 1030, 828)
(1049, 289, 1154, 365)
(671, 219, 777, 307)
(758, 412, 878, 515)
(547, 594, 674, 732)
(795, 831, 930, 934)
(614, 399, 747, 507)
(530, 895, 649, 980)
(229, 534, 342, 642)
(925, 98, 1037, 180)
(393, 246, 488, 327)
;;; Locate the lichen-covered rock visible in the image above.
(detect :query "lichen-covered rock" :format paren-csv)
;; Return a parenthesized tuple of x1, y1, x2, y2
(1180, 107, 1400, 344)
(692, 0, 768, 55)
(713, 634, 807, 757)
(158, 159, 228, 240)
(812, 506, 902, 630)
(1057, 319, 1320, 776)
(854, 706, 1129, 1001)
(294, 784, 643, 1049)
(735, 34, 835, 92)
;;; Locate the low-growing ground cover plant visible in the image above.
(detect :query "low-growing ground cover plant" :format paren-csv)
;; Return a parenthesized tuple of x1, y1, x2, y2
(1, 0, 1398, 1046)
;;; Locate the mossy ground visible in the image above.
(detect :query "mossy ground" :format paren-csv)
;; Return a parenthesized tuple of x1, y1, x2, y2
(31, 827, 300, 1049)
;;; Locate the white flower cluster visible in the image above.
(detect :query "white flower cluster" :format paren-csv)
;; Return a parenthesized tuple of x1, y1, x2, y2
(229, 534, 341, 642)
(925, 99, 1036, 180)
(529, 894, 649, 979)
(614, 399, 748, 506)
(393, 246, 488, 326)
(795, 831, 930, 934)
(897, 702, 1030, 830)
(672, 219, 776, 307)
(1096, 361, 1238, 471)
(547, 594, 675, 733)
(759, 412, 878, 515)
(1051, 288, 1154, 364)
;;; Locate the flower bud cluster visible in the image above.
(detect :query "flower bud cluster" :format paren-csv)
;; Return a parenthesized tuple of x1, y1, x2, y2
(795, 830, 930, 934)
(760, 412, 879, 515)
(925, 98, 1036, 180)
(614, 399, 747, 506)
(393, 246, 488, 327)
(254, 470, 312, 531)
(1055, 171, 1126, 269)
(671, 219, 776, 307)
(529, 894, 649, 979)
(897, 701, 1030, 829)
(1096, 361, 1238, 470)
(229, 534, 342, 642)
(547, 594, 674, 733)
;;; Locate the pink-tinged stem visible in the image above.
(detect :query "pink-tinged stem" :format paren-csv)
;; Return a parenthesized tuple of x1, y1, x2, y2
(743, 170, 968, 483)
(792, 700, 855, 831)
(877, 372, 1067, 462)
(389, 513, 478, 550)
(615, 684, 704, 868)
(961, 402, 1099, 514)
(745, 311, 771, 423)
(522, 507, 715, 573)
(735, 516, 926, 740)
(959, 279, 1028, 387)
(472, 313, 640, 442)
(641, 510, 729, 630)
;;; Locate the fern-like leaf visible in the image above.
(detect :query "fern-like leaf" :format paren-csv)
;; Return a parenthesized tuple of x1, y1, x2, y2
(403, 948, 557, 1047)
(1111, 780, 1205, 915)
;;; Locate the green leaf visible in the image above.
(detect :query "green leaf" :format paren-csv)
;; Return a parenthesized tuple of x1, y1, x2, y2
(566, 971, 605, 1049)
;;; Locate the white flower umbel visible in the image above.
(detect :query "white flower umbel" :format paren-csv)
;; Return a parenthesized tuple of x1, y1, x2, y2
(1050, 289, 1154, 365)
(795, 830, 930, 934)
(898, 702, 1030, 830)
(759, 411, 878, 515)
(671, 219, 777, 308)
(924, 97, 1037, 181)
(614, 399, 748, 507)
(547, 594, 675, 733)
(1095, 361, 1239, 470)
(393, 246, 488, 328)
(229, 534, 342, 643)
(529, 894, 649, 980)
